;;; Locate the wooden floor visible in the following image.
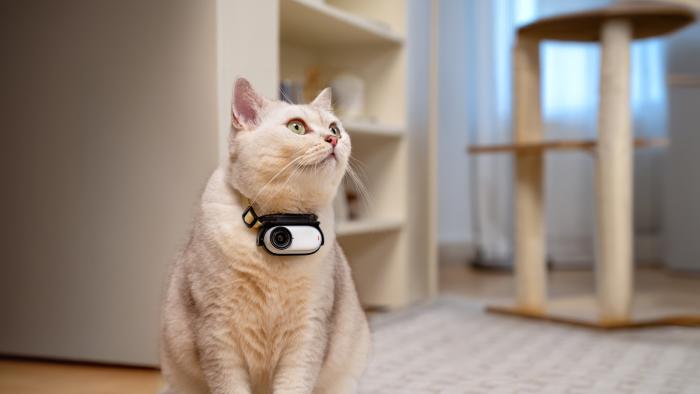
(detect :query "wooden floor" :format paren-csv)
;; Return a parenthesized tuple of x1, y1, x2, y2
(0, 359, 163, 394)
(2, 264, 699, 393)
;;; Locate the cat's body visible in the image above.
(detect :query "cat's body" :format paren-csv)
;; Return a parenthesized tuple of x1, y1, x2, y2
(160, 79, 370, 394)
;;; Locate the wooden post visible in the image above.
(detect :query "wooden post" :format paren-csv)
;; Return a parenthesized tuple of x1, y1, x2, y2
(596, 19, 633, 323)
(513, 35, 546, 313)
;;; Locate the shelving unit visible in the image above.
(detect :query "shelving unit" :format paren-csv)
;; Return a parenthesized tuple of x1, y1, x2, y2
(279, 0, 403, 47)
(336, 217, 404, 237)
(343, 121, 404, 138)
(279, 0, 417, 308)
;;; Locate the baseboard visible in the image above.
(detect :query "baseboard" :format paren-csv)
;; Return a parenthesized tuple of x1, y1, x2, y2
(438, 240, 478, 266)
(549, 233, 662, 267)
(444, 234, 664, 268)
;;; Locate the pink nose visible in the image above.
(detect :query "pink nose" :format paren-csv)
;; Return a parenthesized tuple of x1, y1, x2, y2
(324, 135, 338, 147)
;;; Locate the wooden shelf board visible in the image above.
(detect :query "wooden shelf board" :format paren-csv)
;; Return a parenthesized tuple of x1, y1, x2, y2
(336, 218, 403, 237)
(343, 120, 404, 138)
(280, 0, 404, 48)
(468, 138, 667, 155)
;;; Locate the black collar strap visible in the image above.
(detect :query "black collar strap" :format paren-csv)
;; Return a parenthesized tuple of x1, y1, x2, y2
(242, 205, 319, 228)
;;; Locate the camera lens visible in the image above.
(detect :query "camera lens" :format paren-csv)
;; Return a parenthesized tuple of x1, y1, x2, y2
(270, 227, 292, 250)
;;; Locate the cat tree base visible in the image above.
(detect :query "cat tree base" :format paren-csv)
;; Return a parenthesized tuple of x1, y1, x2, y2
(487, 297, 700, 330)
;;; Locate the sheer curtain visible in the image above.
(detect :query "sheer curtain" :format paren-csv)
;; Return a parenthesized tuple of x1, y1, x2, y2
(465, 0, 668, 266)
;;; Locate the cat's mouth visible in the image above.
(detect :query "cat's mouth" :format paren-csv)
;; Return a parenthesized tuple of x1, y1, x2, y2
(297, 152, 336, 170)
(310, 155, 335, 168)
(324, 152, 337, 162)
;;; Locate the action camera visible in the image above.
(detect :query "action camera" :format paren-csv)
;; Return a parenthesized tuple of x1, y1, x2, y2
(261, 225, 324, 255)
(243, 207, 325, 256)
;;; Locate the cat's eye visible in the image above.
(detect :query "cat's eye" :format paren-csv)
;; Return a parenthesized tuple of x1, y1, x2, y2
(329, 124, 341, 137)
(287, 119, 307, 135)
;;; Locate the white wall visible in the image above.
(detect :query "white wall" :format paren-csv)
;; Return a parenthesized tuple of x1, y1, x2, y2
(664, 21, 700, 271)
(216, 0, 279, 161)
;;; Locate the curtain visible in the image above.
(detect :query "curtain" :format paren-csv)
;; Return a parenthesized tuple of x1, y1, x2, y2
(464, 0, 668, 266)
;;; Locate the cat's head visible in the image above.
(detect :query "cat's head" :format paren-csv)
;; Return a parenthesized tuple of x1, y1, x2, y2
(228, 78, 351, 213)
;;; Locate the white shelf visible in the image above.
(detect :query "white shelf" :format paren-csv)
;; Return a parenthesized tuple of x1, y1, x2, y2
(336, 218, 403, 237)
(280, 0, 404, 47)
(343, 120, 404, 138)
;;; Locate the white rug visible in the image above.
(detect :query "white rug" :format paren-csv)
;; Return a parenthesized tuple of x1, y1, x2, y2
(360, 297, 700, 394)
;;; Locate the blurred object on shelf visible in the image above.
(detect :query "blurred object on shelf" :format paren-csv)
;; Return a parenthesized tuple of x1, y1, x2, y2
(280, 79, 303, 103)
(330, 74, 365, 120)
(333, 182, 349, 222)
(346, 185, 360, 221)
(304, 66, 323, 103)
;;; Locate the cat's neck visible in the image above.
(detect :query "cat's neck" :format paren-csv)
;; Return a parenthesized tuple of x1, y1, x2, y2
(205, 164, 330, 217)
(201, 165, 336, 249)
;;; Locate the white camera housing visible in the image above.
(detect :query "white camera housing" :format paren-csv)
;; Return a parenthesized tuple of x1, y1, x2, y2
(261, 225, 324, 255)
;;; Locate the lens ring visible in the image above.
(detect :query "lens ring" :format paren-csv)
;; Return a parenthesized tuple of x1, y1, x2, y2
(269, 227, 292, 250)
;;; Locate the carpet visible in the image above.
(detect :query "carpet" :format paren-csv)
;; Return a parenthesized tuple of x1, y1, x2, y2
(359, 297, 700, 394)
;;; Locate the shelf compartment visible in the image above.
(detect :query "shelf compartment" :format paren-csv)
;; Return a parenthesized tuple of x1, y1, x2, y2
(336, 218, 403, 237)
(280, 0, 404, 48)
(343, 120, 404, 138)
(468, 138, 667, 155)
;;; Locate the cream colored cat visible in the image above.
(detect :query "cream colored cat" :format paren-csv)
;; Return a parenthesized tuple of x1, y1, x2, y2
(160, 78, 370, 394)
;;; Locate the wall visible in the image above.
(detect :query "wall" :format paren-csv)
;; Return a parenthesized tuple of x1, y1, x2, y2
(216, 0, 279, 161)
(0, 0, 219, 365)
(664, 20, 700, 271)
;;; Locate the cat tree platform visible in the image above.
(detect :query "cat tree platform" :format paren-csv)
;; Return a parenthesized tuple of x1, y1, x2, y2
(468, 138, 667, 154)
(469, 2, 698, 329)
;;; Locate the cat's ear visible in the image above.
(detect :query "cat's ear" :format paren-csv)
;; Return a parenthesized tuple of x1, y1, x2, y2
(232, 78, 267, 130)
(310, 88, 332, 112)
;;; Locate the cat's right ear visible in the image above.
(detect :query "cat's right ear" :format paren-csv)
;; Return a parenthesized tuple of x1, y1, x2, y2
(232, 78, 266, 131)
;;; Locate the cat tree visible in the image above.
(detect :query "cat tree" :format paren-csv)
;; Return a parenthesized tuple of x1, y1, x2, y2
(470, 2, 698, 328)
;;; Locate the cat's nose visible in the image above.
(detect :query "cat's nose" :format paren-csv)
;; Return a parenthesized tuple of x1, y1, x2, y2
(324, 135, 338, 148)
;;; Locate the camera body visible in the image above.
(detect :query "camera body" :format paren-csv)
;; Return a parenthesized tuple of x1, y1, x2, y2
(254, 213, 325, 255)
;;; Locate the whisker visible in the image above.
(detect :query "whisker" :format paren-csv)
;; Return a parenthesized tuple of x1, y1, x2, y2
(256, 151, 321, 211)
(279, 85, 293, 103)
(345, 164, 372, 210)
(249, 144, 326, 205)
(250, 155, 305, 205)
(348, 156, 370, 181)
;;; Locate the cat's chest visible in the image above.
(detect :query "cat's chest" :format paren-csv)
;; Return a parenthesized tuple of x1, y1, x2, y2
(227, 252, 331, 326)
(228, 262, 322, 368)
(232, 264, 312, 313)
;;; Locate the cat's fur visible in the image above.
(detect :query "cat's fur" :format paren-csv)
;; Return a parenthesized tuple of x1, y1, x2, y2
(160, 78, 370, 394)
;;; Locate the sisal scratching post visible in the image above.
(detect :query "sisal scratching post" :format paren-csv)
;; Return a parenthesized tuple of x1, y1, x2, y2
(596, 19, 633, 324)
(513, 36, 546, 313)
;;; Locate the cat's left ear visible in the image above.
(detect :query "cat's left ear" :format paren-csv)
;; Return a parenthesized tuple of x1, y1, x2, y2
(310, 88, 332, 112)
(232, 77, 267, 130)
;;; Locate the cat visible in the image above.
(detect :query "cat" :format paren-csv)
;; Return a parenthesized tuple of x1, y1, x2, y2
(159, 78, 370, 394)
